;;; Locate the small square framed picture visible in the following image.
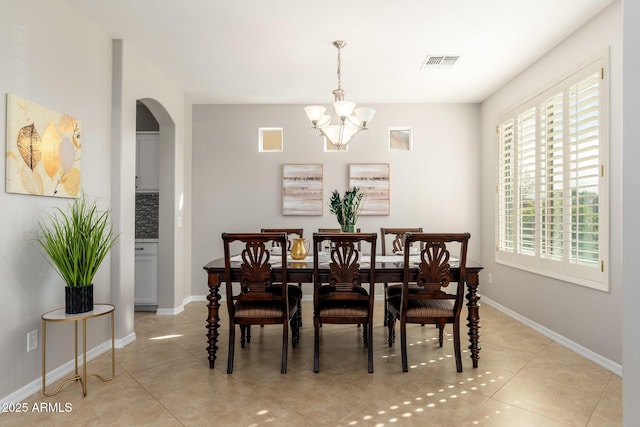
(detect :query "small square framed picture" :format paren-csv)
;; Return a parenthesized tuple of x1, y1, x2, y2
(389, 127, 413, 151)
(259, 128, 283, 152)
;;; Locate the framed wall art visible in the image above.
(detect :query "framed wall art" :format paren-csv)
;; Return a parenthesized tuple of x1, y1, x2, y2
(389, 127, 413, 151)
(349, 163, 390, 215)
(282, 163, 323, 215)
(5, 94, 81, 198)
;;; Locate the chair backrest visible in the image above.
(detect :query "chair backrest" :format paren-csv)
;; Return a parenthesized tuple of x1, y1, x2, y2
(222, 232, 289, 312)
(380, 227, 424, 255)
(261, 228, 303, 251)
(312, 232, 376, 301)
(402, 233, 470, 312)
(317, 228, 362, 251)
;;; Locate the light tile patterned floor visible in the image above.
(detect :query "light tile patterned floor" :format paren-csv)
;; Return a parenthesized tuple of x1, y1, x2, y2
(0, 301, 621, 426)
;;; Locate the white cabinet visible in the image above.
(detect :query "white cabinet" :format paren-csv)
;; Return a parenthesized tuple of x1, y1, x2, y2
(136, 132, 159, 192)
(135, 242, 158, 309)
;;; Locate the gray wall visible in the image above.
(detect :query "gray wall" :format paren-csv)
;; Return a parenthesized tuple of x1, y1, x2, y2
(480, 2, 622, 366)
(0, 0, 114, 399)
(0, 0, 191, 403)
(622, 0, 640, 423)
(191, 103, 481, 297)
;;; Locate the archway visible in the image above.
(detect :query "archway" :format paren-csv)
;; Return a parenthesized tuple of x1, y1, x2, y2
(136, 98, 176, 313)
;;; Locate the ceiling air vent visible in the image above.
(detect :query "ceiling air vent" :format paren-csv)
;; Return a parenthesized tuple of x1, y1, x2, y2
(420, 55, 460, 70)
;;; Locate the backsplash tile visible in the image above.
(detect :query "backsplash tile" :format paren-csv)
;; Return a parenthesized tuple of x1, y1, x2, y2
(135, 193, 159, 239)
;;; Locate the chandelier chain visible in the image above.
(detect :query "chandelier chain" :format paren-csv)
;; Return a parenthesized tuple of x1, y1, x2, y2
(336, 43, 342, 91)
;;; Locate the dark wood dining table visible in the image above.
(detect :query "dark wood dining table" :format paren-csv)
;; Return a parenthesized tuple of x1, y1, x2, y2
(203, 255, 483, 370)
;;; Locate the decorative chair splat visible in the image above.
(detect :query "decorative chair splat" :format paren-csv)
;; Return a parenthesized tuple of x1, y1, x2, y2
(328, 242, 361, 291)
(239, 242, 273, 292)
(416, 241, 451, 293)
(392, 233, 408, 253)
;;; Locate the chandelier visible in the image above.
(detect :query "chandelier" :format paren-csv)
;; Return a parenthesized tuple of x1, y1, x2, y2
(304, 40, 375, 150)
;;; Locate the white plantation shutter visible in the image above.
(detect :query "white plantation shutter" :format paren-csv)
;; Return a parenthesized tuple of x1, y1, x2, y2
(540, 92, 565, 263)
(497, 120, 515, 252)
(516, 108, 537, 258)
(496, 55, 608, 291)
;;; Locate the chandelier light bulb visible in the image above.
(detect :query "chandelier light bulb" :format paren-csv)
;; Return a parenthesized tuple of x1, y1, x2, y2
(354, 107, 376, 124)
(333, 100, 356, 118)
(304, 105, 326, 122)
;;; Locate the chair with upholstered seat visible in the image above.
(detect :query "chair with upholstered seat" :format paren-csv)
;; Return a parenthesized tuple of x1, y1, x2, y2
(312, 232, 377, 373)
(261, 228, 305, 322)
(223, 232, 302, 373)
(317, 228, 362, 251)
(387, 233, 469, 372)
(260, 228, 304, 251)
(317, 228, 364, 329)
(380, 227, 423, 326)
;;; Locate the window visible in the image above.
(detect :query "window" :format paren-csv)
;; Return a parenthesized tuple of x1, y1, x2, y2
(259, 128, 283, 152)
(388, 127, 413, 151)
(496, 54, 609, 291)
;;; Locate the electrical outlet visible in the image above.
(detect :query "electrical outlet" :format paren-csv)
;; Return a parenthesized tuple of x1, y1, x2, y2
(27, 330, 38, 352)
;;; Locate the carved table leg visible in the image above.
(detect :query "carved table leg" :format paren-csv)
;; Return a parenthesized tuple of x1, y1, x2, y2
(207, 272, 221, 369)
(466, 272, 481, 368)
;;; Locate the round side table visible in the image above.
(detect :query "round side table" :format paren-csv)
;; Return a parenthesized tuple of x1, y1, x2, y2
(41, 303, 115, 397)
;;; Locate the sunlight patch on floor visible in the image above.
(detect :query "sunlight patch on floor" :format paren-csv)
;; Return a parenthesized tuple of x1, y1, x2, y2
(149, 334, 183, 340)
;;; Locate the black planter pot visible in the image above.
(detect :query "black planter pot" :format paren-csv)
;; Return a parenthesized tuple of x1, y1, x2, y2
(65, 285, 94, 314)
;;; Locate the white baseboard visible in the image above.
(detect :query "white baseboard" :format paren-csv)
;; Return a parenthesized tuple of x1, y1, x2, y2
(156, 295, 211, 315)
(115, 331, 136, 349)
(481, 295, 622, 376)
(156, 306, 184, 316)
(0, 339, 114, 407)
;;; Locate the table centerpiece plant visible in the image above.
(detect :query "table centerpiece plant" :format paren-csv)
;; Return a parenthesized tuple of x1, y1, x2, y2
(37, 194, 119, 314)
(329, 187, 365, 233)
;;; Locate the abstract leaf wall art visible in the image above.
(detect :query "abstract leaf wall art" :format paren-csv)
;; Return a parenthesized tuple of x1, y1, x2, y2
(5, 94, 81, 198)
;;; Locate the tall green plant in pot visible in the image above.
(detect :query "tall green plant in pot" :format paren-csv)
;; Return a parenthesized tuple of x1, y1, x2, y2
(38, 194, 119, 314)
(329, 187, 365, 232)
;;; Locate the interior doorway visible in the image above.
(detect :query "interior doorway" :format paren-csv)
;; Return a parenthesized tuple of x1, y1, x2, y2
(134, 98, 176, 313)
(134, 102, 159, 311)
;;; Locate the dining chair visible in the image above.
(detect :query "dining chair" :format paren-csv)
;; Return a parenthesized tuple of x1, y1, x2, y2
(312, 232, 377, 373)
(260, 228, 304, 251)
(222, 232, 302, 373)
(387, 232, 470, 372)
(318, 228, 364, 329)
(317, 228, 362, 251)
(380, 227, 423, 326)
(261, 228, 305, 322)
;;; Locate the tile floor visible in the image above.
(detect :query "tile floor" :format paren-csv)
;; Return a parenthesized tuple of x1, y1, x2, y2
(0, 300, 621, 426)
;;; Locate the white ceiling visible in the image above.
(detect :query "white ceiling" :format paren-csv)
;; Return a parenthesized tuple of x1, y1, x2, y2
(66, 0, 615, 104)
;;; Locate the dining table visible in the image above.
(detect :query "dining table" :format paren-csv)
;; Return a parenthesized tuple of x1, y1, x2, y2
(203, 253, 484, 370)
